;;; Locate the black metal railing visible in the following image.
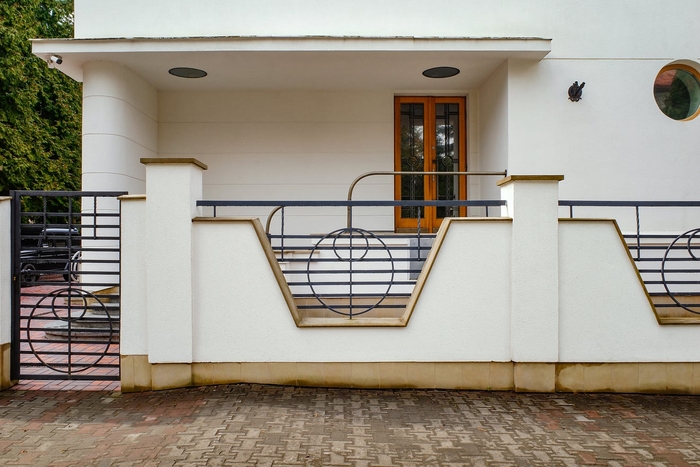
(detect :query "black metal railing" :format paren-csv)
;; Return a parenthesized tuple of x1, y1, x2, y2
(11, 191, 125, 381)
(197, 199, 505, 318)
(561, 200, 700, 316)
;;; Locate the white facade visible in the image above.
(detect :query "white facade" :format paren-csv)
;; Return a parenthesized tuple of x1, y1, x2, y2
(31, 0, 700, 233)
(11, 0, 700, 392)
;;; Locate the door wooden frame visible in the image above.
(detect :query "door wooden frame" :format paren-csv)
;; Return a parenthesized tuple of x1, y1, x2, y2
(394, 96, 467, 232)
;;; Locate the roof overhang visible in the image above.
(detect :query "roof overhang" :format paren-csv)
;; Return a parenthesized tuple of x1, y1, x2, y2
(32, 36, 551, 91)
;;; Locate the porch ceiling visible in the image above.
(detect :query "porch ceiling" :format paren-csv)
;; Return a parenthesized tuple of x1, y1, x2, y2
(32, 36, 551, 91)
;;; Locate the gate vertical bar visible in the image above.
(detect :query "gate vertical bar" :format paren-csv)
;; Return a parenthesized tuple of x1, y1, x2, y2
(10, 191, 21, 380)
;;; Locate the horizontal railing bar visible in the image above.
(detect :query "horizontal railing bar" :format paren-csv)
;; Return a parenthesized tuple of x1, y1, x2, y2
(19, 350, 120, 357)
(18, 366, 120, 371)
(17, 374, 120, 380)
(283, 271, 423, 276)
(298, 306, 405, 310)
(18, 231, 118, 238)
(293, 293, 412, 298)
(560, 200, 700, 207)
(623, 235, 697, 239)
(13, 190, 127, 197)
(644, 281, 700, 285)
(275, 258, 427, 263)
(269, 235, 438, 241)
(634, 258, 699, 262)
(198, 200, 505, 208)
(286, 281, 419, 286)
(17, 338, 119, 345)
(19, 313, 116, 319)
(637, 270, 700, 273)
(650, 292, 700, 296)
(653, 304, 700, 307)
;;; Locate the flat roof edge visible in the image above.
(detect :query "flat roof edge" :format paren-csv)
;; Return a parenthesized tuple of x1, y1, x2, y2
(32, 35, 552, 56)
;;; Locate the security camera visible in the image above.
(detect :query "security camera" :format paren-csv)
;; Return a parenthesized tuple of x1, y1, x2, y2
(49, 55, 63, 65)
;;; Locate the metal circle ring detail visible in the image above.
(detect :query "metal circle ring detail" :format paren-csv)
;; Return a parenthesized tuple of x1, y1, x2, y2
(26, 287, 115, 373)
(307, 228, 395, 317)
(661, 228, 700, 315)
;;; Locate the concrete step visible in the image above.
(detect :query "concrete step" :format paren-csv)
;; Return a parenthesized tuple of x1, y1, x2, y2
(650, 294, 700, 324)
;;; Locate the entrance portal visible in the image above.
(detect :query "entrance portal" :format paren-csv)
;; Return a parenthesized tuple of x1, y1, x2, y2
(394, 96, 467, 232)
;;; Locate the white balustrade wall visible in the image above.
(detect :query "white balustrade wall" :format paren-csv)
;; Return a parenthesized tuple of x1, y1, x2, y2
(118, 161, 700, 375)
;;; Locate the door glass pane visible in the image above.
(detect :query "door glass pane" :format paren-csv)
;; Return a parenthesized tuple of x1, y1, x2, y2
(435, 103, 460, 218)
(400, 103, 425, 219)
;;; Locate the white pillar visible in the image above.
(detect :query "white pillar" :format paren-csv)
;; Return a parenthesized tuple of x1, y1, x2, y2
(82, 61, 157, 195)
(499, 175, 563, 363)
(81, 62, 157, 289)
(119, 195, 148, 357)
(0, 197, 13, 388)
(143, 158, 207, 363)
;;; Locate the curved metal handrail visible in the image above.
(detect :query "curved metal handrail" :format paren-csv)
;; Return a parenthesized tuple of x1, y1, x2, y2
(263, 170, 507, 234)
(345, 170, 507, 227)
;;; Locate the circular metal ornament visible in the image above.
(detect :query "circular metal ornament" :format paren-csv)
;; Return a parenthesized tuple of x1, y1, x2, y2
(26, 288, 115, 373)
(306, 227, 395, 317)
(439, 155, 454, 169)
(661, 228, 700, 315)
(407, 155, 422, 170)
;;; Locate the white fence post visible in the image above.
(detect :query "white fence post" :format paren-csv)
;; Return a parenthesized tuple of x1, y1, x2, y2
(0, 197, 13, 389)
(499, 175, 564, 391)
(141, 159, 207, 373)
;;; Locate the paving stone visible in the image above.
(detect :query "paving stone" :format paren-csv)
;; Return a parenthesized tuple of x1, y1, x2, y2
(1, 385, 700, 466)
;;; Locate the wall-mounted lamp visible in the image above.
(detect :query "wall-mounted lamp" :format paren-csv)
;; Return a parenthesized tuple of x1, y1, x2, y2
(568, 81, 585, 102)
(47, 55, 62, 68)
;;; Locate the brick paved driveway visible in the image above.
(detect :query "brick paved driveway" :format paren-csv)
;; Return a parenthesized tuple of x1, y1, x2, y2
(1, 384, 699, 466)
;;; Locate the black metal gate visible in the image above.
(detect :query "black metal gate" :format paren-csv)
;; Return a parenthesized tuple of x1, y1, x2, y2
(10, 191, 125, 383)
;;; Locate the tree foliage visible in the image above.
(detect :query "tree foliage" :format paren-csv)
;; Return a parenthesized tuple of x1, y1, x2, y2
(0, 0, 80, 198)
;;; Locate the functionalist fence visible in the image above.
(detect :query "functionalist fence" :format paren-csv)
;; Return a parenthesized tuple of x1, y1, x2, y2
(10, 191, 125, 383)
(199, 198, 700, 320)
(560, 200, 700, 317)
(197, 199, 505, 319)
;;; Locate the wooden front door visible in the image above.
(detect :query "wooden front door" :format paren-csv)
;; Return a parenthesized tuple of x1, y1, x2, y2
(394, 96, 467, 232)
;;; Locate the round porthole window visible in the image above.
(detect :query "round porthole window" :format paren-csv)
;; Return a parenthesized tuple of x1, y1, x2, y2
(653, 64, 700, 121)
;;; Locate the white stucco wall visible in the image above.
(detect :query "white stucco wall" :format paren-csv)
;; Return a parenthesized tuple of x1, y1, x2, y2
(477, 62, 509, 201)
(159, 90, 395, 233)
(0, 198, 10, 346)
(119, 196, 147, 356)
(559, 220, 700, 362)
(190, 219, 512, 363)
(83, 62, 158, 195)
(69, 0, 700, 234)
(507, 59, 700, 198)
(145, 162, 203, 363)
(74, 0, 699, 60)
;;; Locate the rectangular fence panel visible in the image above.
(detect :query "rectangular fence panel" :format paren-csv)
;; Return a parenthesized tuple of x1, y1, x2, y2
(10, 191, 125, 382)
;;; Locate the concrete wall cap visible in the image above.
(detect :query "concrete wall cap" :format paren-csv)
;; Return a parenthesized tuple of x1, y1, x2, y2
(140, 158, 208, 170)
(119, 194, 146, 201)
(497, 175, 564, 186)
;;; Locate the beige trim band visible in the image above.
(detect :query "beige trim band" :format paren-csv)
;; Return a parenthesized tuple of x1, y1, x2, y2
(140, 158, 208, 170)
(118, 194, 146, 201)
(497, 175, 564, 186)
(121, 357, 700, 395)
(1, 342, 16, 390)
